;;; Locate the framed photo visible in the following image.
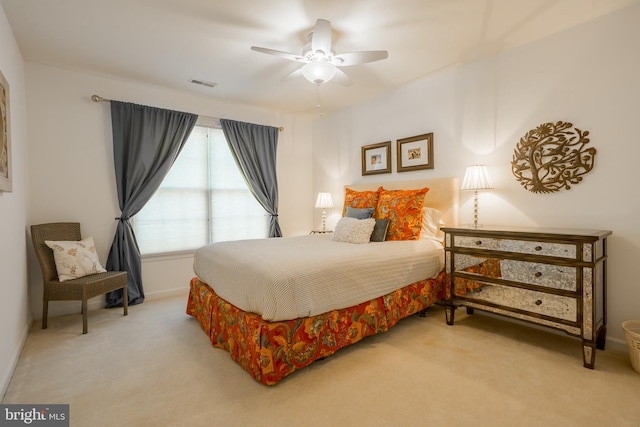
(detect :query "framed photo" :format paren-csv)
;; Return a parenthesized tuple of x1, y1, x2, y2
(397, 133, 433, 172)
(362, 141, 391, 176)
(0, 68, 11, 192)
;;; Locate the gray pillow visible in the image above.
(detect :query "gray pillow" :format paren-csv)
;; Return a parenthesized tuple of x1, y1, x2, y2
(370, 218, 390, 242)
(345, 206, 374, 219)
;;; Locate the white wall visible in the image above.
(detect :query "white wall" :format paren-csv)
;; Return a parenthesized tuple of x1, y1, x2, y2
(312, 4, 640, 349)
(25, 63, 314, 318)
(0, 3, 30, 398)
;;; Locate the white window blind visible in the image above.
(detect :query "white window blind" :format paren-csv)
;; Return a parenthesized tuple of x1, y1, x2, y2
(133, 125, 268, 255)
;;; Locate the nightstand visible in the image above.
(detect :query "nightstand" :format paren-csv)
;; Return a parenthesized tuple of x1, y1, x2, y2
(442, 225, 611, 369)
(309, 230, 333, 235)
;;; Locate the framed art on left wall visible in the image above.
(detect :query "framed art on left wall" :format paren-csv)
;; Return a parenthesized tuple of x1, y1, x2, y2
(0, 68, 12, 192)
(361, 141, 392, 176)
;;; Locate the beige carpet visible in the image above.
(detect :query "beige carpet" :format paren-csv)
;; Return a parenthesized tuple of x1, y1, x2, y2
(3, 292, 640, 427)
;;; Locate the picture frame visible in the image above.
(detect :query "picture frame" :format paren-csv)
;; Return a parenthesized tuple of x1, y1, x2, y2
(397, 133, 433, 172)
(361, 141, 391, 176)
(0, 68, 11, 192)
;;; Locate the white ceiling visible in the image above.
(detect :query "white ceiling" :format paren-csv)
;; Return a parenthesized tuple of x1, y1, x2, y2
(2, 0, 638, 114)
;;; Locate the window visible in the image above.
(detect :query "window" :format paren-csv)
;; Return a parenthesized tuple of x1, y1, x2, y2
(133, 124, 269, 255)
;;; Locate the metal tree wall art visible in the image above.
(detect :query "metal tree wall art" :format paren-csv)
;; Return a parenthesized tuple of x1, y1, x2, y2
(511, 121, 596, 193)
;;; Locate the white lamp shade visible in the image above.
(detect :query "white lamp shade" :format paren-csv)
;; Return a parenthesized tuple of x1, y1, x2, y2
(315, 192, 335, 209)
(461, 165, 493, 191)
(301, 61, 337, 85)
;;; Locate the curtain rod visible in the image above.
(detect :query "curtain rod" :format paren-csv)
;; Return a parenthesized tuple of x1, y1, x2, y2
(91, 94, 284, 132)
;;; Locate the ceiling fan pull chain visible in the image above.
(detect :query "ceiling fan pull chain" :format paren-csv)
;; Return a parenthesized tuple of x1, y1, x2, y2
(315, 85, 324, 117)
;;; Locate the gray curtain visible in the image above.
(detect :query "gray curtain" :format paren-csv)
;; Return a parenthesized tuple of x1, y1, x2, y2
(220, 119, 282, 237)
(106, 101, 198, 307)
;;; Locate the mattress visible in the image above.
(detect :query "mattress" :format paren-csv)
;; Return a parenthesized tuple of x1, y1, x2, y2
(193, 234, 444, 322)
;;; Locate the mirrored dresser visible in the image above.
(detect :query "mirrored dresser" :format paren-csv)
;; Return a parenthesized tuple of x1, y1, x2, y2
(442, 225, 612, 369)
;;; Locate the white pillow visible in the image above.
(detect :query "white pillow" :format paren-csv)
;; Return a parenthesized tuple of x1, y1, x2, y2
(331, 217, 376, 244)
(421, 207, 445, 242)
(45, 236, 107, 282)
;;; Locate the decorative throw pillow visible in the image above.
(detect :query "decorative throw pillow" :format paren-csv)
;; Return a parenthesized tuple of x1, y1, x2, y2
(45, 236, 107, 282)
(370, 218, 390, 242)
(345, 206, 375, 219)
(374, 187, 430, 240)
(331, 217, 376, 244)
(421, 207, 445, 242)
(342, 187, 382, 216)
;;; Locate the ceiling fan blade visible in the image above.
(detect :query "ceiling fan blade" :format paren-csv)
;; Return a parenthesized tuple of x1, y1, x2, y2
(332, 68, 353, 86)
(332, 51, 389, 66)
(251, 46, 306, 63)
(281, 68, 303, 81)
(311, 19, 332, 55)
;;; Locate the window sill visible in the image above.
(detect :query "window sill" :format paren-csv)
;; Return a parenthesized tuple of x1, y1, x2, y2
(141, 250, 196, 262)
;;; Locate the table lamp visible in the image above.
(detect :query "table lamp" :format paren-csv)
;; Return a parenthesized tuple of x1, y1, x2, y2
(461, 165, 493, 228)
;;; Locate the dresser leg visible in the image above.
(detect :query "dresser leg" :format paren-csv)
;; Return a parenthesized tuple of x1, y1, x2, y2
(445, 305, 455, 325)
(596, 325, 607, 350)
(466, 307, 474, 315)
(582, 342, 596, 369)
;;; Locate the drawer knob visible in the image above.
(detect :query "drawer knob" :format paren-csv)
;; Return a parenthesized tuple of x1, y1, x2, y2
(535, 299, 543, 306)
(535, 272, 542, 278)
(475, 240, 482, 246)
(535, 245, 542, 251)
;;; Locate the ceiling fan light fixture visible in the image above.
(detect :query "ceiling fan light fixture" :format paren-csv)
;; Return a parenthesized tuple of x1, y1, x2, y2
(251, 19, 387, 88)
(301, 61, 336, 85)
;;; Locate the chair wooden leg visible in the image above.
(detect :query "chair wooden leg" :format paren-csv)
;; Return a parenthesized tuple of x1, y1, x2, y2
(82, 298, 88, 334)
(123, 286, 128, 316)
(42, 299, 48, 329)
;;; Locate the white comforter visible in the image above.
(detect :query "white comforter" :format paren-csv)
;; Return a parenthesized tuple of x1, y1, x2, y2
(193, 234, 444, 322)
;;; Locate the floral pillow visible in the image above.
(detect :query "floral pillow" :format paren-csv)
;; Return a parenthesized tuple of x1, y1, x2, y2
(342, 186, 382, 216)
(374, 187, 430, 240)
(45, 236, 107, 282)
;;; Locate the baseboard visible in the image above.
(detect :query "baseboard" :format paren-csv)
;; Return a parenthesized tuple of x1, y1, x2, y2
(465, 310, 629, 355)
(85, 286, 190, 312)
(607, 337, 627, 353)
(144, 287, 190, 301)
(0, 314, 33, 401)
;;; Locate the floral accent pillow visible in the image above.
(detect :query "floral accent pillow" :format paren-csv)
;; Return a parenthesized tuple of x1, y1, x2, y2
(331, 217, 376, 244)
(342, 186, 382, 216)
(45, 236, 107, 282)
(374, 187, 430, 240)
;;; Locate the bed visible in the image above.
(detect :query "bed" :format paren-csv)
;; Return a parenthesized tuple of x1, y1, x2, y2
(186, 178, 460, 385)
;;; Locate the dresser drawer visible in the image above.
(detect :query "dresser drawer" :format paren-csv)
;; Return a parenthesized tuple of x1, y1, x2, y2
(500, 260, 577, 291)
(453, 256, 577, 292)
(499, 240, 576, 259)
(453, 235, 500, 250)
(456, 281, 577, 322)
(452, 235, 576, 259)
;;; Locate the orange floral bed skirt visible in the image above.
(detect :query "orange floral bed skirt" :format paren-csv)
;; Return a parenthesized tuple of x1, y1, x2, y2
(186, 272, 447, 385)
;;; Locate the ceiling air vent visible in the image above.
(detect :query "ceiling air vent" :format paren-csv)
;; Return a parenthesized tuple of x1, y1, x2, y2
(189, 79, 217, 88)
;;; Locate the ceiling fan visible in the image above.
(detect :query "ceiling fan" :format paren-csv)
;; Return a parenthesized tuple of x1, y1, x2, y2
(251, 19, 388, 86)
